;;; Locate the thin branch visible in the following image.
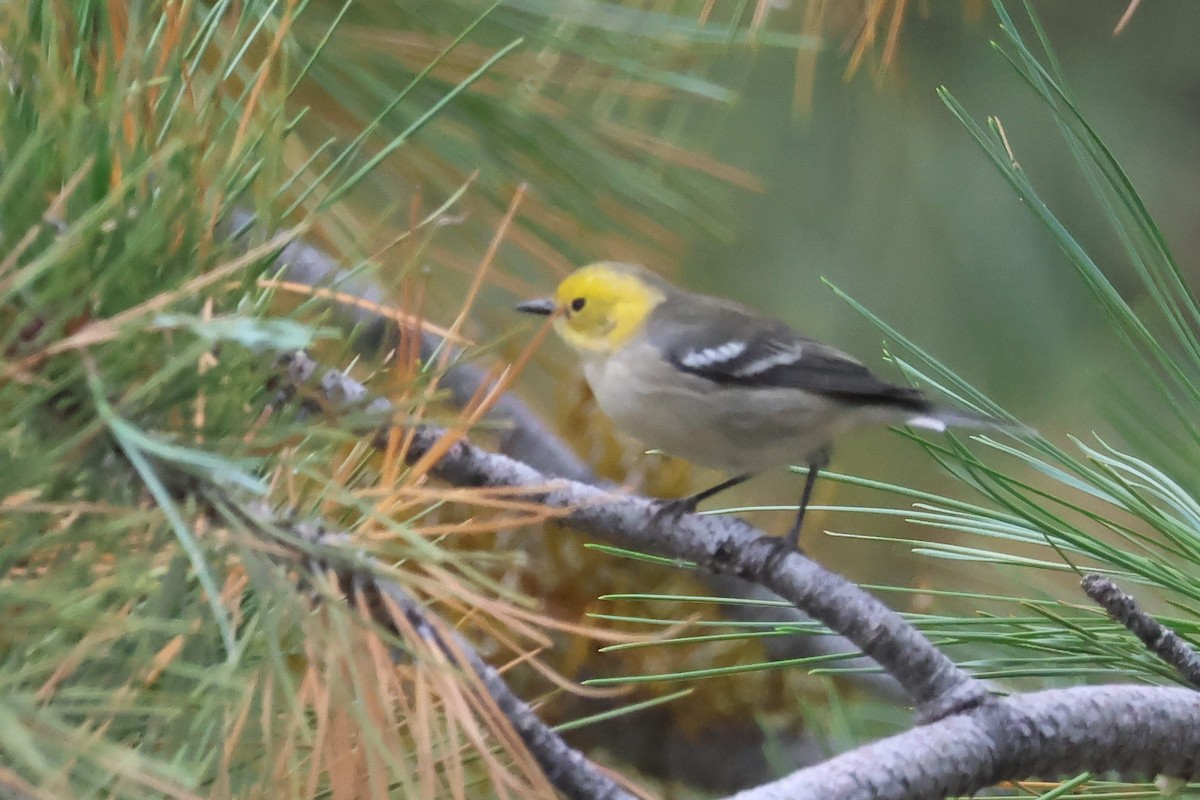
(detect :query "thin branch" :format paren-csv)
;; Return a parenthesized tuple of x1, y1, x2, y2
(1081, 573, 1200, 689)
(279, 350, 990, 721)
(405, 419, 989, 721)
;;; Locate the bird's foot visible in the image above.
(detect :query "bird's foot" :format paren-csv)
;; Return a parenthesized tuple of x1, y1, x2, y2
(761, 534, 803, 574)
(650, 496, 699, 527)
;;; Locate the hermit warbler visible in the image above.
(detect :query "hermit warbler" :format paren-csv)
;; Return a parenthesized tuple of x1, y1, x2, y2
(517, 261, 1005, 551)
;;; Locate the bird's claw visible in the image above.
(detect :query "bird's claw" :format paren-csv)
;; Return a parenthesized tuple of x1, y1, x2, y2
(650, 496, 698, 527)
(761, 535, 802, 573)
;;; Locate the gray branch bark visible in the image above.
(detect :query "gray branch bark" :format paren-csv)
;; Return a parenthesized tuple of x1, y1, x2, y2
(729, 685, 1200, 800)
(1082, 573, 1200, 689)
(405, 414, 988, 720)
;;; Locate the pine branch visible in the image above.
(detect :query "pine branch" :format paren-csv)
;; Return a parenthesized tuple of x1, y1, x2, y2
(278, 350, 986, 720)
(279, 350, 1200, 798)
(1082, 573, 1200, 689)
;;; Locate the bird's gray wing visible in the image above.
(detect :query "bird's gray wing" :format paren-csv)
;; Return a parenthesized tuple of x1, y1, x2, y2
(649, 296, 928, 409)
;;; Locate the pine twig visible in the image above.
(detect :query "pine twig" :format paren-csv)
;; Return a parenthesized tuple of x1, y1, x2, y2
(1081, 573, 1200, 689)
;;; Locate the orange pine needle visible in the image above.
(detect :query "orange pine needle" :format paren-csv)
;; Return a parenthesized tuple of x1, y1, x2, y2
(438, 183, 527, 361)
(218, 676, 259, 796)
(751, 0, 772, 30)
(36, 605, 129, 702)
(141, 635, 186, 686)
(1114, 0, 1142, 34)
(881, 0, 907, 72)
(230, 0, 295, 158)
(597, 123, 767, 192)
(255, 277, 471, 344)
(302, 663, 332, 800)
(402, 185, 533, 479)
(845, 1, 880, 80)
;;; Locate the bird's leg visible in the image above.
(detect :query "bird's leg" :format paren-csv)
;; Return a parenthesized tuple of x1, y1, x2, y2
(782, 447, 831, 553)
(653, 473, 753, 522)
(688, 472, 755, 507)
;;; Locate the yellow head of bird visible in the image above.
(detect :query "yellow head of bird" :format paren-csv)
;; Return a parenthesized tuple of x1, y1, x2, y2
(516, 262, 667, 353)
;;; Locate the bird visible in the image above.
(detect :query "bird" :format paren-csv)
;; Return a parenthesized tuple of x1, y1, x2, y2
(516, 261, 1010, 552)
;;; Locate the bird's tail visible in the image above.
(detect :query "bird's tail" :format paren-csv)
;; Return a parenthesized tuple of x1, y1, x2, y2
(903, 406, 1033, 437)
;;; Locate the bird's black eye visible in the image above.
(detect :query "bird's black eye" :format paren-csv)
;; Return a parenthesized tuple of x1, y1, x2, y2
(570, 297, 586, 312)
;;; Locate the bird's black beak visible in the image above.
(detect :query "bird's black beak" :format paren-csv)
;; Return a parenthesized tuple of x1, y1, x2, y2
(514, 298, 557, 316)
